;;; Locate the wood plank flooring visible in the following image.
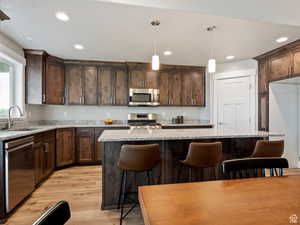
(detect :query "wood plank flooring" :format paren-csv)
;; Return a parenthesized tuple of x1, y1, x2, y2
(5, 166, 300, 225)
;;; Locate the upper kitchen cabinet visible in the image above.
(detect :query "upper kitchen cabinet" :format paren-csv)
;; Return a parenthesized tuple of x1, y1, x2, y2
(98, 64, 128, 105)
(159, 68, 182, 106)
(181, 69, 205, 106)
(24, 50, 65, 105)
(268, 50, 292, 81)
(65, 62, 99, 105)
(291, 46, 300, 76)
(127, 62, 159, 89)
(258, 58, 269, 94)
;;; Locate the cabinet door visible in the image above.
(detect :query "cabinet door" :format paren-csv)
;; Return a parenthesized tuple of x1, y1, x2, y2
(269, 52, 291, 81)
(145, 71, 159, 89)
(258, 94, 268, 131)
(169, 71, 182, 105)
(83, 66, 98, 105)
(76, 128, 95, 164)
(159, 71, 170, 105)
(56, 128, 75, 167)
(191, 71, 205, 106)
(129, 70, 146, 88)
(44, 137, 55, 176)
(95, 128, 104, 163)
(181, 72, 193, 106)
(34, 142, 45, 185)
(292, 48, 300, 76)
(66, 65, 83, 104)
(45, 60, 65, 105)
(258, 59, 269, 93)
(99, 67, 114, 105)
(115, 68, 128, 105)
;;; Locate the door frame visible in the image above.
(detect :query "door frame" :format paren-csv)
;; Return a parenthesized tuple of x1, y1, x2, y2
(211, 69, 257, 130)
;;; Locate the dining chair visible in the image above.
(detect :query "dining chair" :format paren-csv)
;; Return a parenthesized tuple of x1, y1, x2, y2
(32, 201, 71, 225)
(221, 157, 289, 179)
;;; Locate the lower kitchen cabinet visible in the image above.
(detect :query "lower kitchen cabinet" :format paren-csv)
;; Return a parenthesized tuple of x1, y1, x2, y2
(95, 128, 104, 163)
(76, 128, 95, 164)
(34, 131, 56, 185)
(56, 128, 75, 167)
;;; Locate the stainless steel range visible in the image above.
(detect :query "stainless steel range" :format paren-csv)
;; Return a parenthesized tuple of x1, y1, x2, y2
(127, 113, 161, 129)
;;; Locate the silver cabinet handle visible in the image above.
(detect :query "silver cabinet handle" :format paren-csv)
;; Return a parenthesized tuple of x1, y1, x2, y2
(42, 94, 46, 103)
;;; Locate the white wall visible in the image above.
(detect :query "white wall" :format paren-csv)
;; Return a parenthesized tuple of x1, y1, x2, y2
(269, 83, 299, 168)
(216, 59, 257, 74)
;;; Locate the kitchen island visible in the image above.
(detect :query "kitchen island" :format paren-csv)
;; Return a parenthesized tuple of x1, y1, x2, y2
(98, 128, 283, 210)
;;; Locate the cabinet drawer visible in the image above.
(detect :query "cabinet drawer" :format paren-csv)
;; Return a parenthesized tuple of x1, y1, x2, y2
(77, 128, 94, 136)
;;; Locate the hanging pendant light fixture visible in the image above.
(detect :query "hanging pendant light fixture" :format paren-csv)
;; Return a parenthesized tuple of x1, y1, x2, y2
(207, 26, 216, 73)
(151, 20, 160, 71)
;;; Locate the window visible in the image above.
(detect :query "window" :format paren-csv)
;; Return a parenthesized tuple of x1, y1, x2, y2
(0, 60, 14, 117)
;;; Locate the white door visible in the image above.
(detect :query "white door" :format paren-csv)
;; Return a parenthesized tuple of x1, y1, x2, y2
(217, 76, 252, 131)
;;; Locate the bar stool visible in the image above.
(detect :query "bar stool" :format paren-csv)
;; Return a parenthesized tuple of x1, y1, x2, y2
(177, 142, 222, 182)
(117, 144, 160, 225)
(251, 140, 284, 176)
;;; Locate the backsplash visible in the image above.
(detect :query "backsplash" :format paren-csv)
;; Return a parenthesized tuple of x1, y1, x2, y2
(27, 105, 210, 122)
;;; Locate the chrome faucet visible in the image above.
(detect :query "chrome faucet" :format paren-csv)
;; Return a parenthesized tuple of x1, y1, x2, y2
(8, 105, 24, 129)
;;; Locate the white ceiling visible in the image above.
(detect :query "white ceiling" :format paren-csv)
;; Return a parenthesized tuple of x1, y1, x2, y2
(96, 0, 300, 27)
(1, 0, 300, 66)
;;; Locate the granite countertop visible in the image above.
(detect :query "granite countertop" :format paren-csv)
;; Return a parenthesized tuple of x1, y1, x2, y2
(0, 122, 213, 141)
(98, 128, 284, 142)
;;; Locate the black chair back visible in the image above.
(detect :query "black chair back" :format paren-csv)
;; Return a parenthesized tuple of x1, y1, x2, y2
(32, 201, 71, 225)
(222, 157, 289, 179)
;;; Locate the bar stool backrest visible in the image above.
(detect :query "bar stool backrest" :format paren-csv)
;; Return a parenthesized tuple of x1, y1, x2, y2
(251, 140, 284, 157)
(32, 201, 71, 225)
(118, 144, 160, 171)
(183, 142, 222, 168)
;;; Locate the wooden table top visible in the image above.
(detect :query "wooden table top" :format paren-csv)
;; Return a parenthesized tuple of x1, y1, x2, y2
(138, 175, 300, 225)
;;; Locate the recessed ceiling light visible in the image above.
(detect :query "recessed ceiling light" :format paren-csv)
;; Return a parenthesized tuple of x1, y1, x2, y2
(74, 44, 84, 50)
(226, 55, 235, 60)
(55, 12, 69, 21)
(276, 37, 288, 43)
(164, 50, 172, 56)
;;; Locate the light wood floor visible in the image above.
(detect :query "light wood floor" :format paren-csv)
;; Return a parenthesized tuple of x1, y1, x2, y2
(5, 166, 300, 225)
(5, 166, 143, 225)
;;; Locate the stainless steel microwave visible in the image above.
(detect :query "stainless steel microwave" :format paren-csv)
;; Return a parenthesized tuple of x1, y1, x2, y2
(129, 88, 160, 106)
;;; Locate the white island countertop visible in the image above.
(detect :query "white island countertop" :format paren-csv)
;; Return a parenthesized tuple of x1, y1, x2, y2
(98, 128, 284, 142)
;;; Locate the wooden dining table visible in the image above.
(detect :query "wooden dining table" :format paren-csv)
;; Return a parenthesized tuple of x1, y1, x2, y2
(138, 175, 300, 225)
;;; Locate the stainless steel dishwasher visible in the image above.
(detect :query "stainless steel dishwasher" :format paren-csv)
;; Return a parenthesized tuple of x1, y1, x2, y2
(5, 136, 35, 213)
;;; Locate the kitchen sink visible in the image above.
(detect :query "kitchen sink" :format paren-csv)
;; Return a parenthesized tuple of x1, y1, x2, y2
(7, 128, 38, 131)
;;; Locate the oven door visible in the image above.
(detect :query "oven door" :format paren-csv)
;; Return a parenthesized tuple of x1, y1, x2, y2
(129, 89, 159, 106)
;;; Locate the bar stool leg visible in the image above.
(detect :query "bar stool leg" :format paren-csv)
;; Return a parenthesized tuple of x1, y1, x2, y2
(270, 168, 274, 177)
(177, 164, 183, 183)
(146, 171, 151, 185)
(120, 171, 127, 225)
(279, 168, 283, 176)
(189, 167, 192, 182)
(117, 171, 125, 209)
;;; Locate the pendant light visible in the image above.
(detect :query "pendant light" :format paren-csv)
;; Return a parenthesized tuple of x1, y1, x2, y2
(207, 26, 216, 73)
(151, 20, 160, 71)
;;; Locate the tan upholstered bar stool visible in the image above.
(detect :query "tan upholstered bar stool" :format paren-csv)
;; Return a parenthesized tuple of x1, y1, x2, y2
(251, 140, 284, 157)
(177, 142, 222, 182)
(251, 140, 284, 176)
(117, 144, 160, 225)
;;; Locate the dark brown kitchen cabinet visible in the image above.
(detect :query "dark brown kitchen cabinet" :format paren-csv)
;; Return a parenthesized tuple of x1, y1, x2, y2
(182, 70, 205, 106)
(95, 128, 104, 163)
(168, 71, 182, 105)
(56, 128, 75, 167)
(98, 65, 128, 105)
(292, 47, 300, 76)
(159, 70, 182, 106)
(25, 50, 65, 105)
(258, 93, 268, 131)
(34, 131, 56, 185)
(258, 59, 269, 93)
(269, 51, 292, 81)
(76, 128, 95, 164)
(65, 64, 84, 105)
(128, 63, 159, 89)
(83, 66, 98, 105)
(66, 64, 99, 105)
